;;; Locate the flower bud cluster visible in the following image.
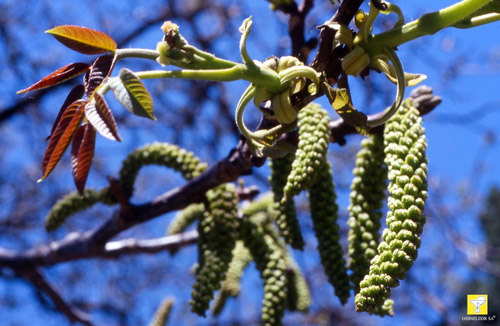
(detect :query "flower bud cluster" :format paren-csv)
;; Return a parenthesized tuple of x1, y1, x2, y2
(119, 142, 207, 198)
(355, 99, 428, 314)
(347, 134, 387, 293)
(190, 184, 239, 316)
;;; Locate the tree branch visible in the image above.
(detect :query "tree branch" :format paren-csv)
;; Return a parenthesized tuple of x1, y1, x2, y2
(16, 268, 93, 326)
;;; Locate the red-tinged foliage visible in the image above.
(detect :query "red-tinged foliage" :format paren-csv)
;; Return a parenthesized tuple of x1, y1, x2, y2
(47, 85, 86, 140)
(39, 100, 87, 182)
(45, 25, 117, 55)
(84, 55, 114, 98)
(71, 123, 96, 194)
(85, 93, 121, 142)
(17, 63, 90, 94)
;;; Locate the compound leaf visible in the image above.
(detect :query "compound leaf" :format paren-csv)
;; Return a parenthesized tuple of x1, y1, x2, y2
(85, 93, 121, 141)
(71, 123, 96, 194)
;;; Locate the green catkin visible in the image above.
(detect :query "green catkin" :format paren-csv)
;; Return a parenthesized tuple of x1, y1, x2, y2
(240, 218, 287, 326)
(284, 253, 311, 312)
(167, 203, 205, 235)
(309, 158, 350, 304)
(355, 99, 428, 315)
(212, 241, 252, 316)
(149, 298, 174, 326)
(283, 103, 330, 202)
(269, 155, 304, 249)
(119, 142, 207, 198)
(347, 134, 387, 293)
(45, 188, 114, 231)
(190, 184, 239, 316)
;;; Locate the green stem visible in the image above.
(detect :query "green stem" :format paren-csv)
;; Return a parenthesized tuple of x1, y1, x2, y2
(367, 0, 491, 52)
(136, 64, 282, 92)
(115, 48, 159, 61)
(182, 45, 236, 69)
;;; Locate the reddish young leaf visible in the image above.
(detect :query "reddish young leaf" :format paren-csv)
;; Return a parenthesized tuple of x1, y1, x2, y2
(84, 54, 114, 97)
(39, 100, 87, 182)
(85, 93, 121, 142)
(47, 85, 85, 140)
(17, 63, 90, 94)
(71, 123, 96, 194)
(46, 25, 117, 55)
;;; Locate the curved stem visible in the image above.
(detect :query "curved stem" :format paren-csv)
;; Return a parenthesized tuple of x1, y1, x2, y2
(367, 49, 405, 127)
(235, 85, 259, 144)
(367, 0, 491, 52)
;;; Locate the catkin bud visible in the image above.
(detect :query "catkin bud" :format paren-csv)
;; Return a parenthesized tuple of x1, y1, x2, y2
(269, 155, 304, 249)
(119, 142, 207, 198)
(45, 188, 115, 231)
(149, 298, 174, 326)
(283, 103, 330, 202)
(190, 184, 239, 316)
(167, 203, 205, 235)
(355, 99, 428, 315)
(309, 159, 350, 304)
(212, 241, 252, 316)
(240, 218, 287, 326)
(347, 134, 387, 293)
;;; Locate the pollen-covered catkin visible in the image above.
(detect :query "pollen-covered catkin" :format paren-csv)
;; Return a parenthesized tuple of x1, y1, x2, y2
(309, 158, 350, 304)
(167, 203, 205, 235)
(119, 142, 207, 198)
(190, 184, 239, 316)
(355, 99, 428, 314)
(149, 298, 174, 326)
(212, 241, 252, 316)
(347, 134, 387, 293)
(269, 155, 304, 249)
(45, 188, 114, 231)
(240, 218, 287, 326)
(283, 103, 330, 202)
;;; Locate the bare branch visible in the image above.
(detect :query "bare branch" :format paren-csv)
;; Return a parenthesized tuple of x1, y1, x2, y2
(16, 268, 93, 326)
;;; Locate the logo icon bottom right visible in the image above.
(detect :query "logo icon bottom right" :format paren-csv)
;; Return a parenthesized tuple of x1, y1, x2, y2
(467, 294, 488, 315)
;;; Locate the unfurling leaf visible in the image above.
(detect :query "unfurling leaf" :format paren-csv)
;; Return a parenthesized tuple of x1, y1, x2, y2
(46, 25, 117, 54)
(109, 68, 156, 120)
(17, 63, 90, 94)
(85, 93, 121, 141)
(71, 123, 96, 194)
(39, 100, 87, 182)
(47, 85, 85, 140)
(323, 83, 368, 135)
(84, 55, 114, 97)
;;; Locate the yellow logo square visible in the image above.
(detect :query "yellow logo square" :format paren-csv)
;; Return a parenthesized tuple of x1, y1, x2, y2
(467, 295, 488, 315)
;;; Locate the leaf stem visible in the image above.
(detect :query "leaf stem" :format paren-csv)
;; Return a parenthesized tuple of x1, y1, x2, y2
(115, 48, 159, 61)
(367, 0, 492, 53)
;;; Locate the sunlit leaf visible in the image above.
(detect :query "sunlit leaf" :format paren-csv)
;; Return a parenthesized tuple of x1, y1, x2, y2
(17, 63, 90, 94)
(108, 68, 156, 120)
(46, 25, 117, 54)
(84, 55, 114, 97)
(323, 83, 368, 135)
(85, 93, 121, 142)
(71, 123, 96, 194)
(47, 85, 85, 140)
(39, 100, 87, 182)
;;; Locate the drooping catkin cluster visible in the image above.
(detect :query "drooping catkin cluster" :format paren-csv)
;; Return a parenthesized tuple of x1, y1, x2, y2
(282, 103, 330, 202)
(355, 99, 428, 315)
(348, 134, 387, 293)
(167, 203, 205, 235)
(309, 159, 351, 304)
(119, 142, 207, 198)
(45, 188, 115, 231)
(269, 154, 304, 249)
(190, 183, 239, 316)
(284, 253, 311, 313)
(212, 241, 252, 316)
(240, 217, 287, 326)
(149, 298, 174, 326)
